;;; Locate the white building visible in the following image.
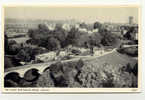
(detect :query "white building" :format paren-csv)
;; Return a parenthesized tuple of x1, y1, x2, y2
(36, 52, 56, 62)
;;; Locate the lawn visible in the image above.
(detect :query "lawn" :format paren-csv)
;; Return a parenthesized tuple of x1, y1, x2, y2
(85, 51, 137, 72)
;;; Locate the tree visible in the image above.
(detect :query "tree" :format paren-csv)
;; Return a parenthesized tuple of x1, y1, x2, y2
(28, 29, 34, 38)
(46, 37, 61, 51)
(16, 49, 31, 62)
(94, 21, 102, 29)
(124, 27, 135, 40)
(66, 27, 80, 46)
(53, 25, 68, 47)
(4, 56, 14, 69)
(79, 22, 88, 29)
(8, 40, 17, 45)
(8, 44, 20, 55)
(38, 24, 49, 31)
(89, 32, 102, 46)
(101, 32, 120, 47)
(4, 34, 9, 54)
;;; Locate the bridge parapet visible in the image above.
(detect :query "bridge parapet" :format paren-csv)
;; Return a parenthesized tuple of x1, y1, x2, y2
(4, 57, 81, 79)
(4, 49, 117, 82)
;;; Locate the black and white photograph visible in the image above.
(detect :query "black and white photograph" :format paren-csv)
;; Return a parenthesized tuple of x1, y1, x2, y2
(2, 5, 140, 92)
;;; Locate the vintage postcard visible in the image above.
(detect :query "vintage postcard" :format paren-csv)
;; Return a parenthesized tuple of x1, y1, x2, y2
(1, 5, 141, 93)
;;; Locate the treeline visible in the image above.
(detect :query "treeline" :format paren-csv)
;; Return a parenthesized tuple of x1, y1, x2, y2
(5, 34, 48, 68)
(6, 21, 136, 68)
(4, 22, 121, 68)
(26, 22, 120, 51)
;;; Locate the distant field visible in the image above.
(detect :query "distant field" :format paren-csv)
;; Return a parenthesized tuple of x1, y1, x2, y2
(86, 51, 137, 71)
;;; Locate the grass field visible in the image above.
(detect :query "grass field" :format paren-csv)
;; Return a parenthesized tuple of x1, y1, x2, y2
(86, 51, 137, 72)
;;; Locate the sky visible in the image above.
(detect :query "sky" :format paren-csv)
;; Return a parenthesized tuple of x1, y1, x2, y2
(4, 6, 139, 24)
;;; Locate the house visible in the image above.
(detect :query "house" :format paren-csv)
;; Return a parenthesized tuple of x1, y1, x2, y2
(35, 52, 56, 62)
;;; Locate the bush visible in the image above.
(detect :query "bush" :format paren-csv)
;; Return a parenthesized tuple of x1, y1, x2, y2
(34, 60, 138, 88)
(66, 27, 79, 46)
(4, 56, 14, 69)
(16, 49, 31, 62)
(37, 60, 81, 87)
(8, 40, 17, 45)
(8, 44, 21, 55)
(101, 32, 120, 47)
(89, 32, 102, 46)
(5, 34, 9, 54)
(94, 21, 102, 29)
(28, 24, 68, 49)
(12, 44, 48, 62)
(49, 62, 68, 87)
(118, 46, 138, 57)
(4, 80, 19, 87)
(132, 63, 138, 76)
(36, 70, 55, 87)
(45, 37, 61, 51)
(71, 49, 81, 55)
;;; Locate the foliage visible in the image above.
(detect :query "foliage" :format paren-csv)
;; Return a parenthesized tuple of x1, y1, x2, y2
(8, 40, 17, 45)
(5, 58, 137, 88)
(8, 44, 21, 55)
(66, 27, 80, 46)
(36, 70, 55, 87)
(4, 56, 14, 69)
(89, 33, 102, 47)
(101, 32, 120, 47)
(53, 24, 68, 47)
(27, 24, 66, 50)
(45, 37, 61, 51)
(94, 21, 102, 29)
(124, 27, 136, 40)
(4, 35, 9, 54)
(15, 44, 47, 62)
(79, 22, 88, 29)
(16, 49, 31, 62)
(117, 46, 138, 57)
(4, 56, 22, 69)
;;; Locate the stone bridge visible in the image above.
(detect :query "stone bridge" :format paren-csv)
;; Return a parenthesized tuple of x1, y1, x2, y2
(4, 48, 118, 80)
(4, 57, 92, 78)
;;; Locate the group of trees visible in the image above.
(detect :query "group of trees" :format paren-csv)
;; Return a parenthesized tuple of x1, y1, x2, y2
(124, 27, 137, 40)
(4, 21, 121, 69)
(4, 35, 48, 68)
(27, 22, 120, 51)
(27, 24, 68, 50)
(36, 59, 137, 88)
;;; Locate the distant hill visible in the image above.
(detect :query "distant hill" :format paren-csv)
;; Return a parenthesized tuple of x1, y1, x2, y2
(5, 18, 79, 25)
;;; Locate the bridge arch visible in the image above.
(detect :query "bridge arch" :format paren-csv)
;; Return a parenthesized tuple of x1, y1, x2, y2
(43, 66, 50, 72)
(4, 72, 21, 87)
(24, 68, 40, 82)
(4, 72, 21, 83)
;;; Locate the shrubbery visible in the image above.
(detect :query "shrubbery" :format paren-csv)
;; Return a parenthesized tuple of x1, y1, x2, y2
(117, 46, 138, 57)
(27, 23, 119, 50)
(27, 24, 65, 50)
(35, 59, 138, 88)
(4, 56, 14, 69)
(5, 59, 137, 88)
